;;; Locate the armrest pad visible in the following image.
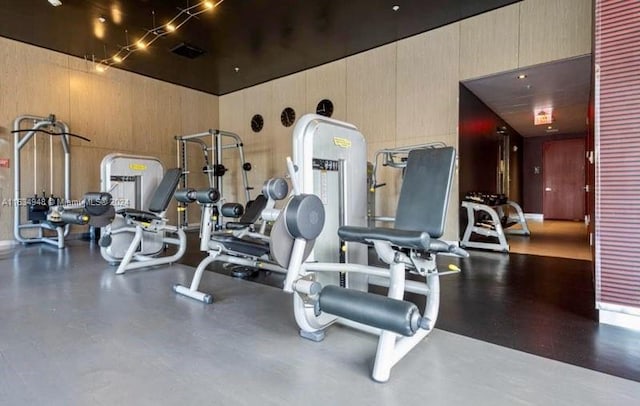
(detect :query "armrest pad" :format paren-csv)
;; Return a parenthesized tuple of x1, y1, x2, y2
(338, 226, 430, 250)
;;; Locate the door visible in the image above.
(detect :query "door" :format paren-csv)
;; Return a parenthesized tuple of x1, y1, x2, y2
(543, 138, 586, 220)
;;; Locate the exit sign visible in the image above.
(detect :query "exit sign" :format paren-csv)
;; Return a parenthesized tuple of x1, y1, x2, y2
(0, 158, 9, 168)
(534, 108, 553, 125)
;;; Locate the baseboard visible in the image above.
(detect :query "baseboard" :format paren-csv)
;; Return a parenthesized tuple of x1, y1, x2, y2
(525, 213, 544, 222)
(599, 304, 640, 331)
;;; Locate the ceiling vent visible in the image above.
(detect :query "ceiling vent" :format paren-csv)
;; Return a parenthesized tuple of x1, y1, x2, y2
(170, 42, 205, 59)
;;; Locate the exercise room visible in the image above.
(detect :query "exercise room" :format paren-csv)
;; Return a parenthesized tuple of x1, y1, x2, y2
(0, 0, 639, 404)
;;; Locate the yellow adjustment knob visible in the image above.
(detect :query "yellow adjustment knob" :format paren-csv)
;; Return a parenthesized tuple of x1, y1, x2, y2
(369, 188, 375, 192)
(177, 207, 186, 212)
(448, 264, 461, 272)
(341, 245, 347, 252)
(82, 215, 89, 222)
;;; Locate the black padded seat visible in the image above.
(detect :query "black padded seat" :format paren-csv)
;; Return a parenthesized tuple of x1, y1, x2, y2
(225, 194, 268, 230)
(116, 168, 182, 223)
(117, 208, 161, 222)
(211, 234, 270, 257)
(338, 226, 431, 250)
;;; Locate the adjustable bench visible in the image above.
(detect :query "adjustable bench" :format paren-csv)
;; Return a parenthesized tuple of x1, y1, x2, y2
(173, 177, 291, 303)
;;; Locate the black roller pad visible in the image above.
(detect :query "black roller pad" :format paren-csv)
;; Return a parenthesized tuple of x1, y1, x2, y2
(318, 286, 420, 337)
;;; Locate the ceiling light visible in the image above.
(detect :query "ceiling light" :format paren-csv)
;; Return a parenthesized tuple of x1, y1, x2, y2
(392, 5, 400, 11)
(234, 67, 240, 72)
(98, 16, 106, 23)
(48, 0, 62, 6)
(517, 74, 527, 79)
(95, 64, 106, 73)
(93, 0, 226, 70)
(547, 126, 553, 130)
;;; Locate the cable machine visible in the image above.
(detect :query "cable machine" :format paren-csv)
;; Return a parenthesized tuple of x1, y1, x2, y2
(175, 129, 253, 230)
(12, 114, 91, 248)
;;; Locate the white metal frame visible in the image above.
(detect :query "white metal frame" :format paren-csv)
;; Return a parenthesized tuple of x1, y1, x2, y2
(460, 200, 530, 252)
(283, 115, 460, 382)
(13, 114, 71, 249)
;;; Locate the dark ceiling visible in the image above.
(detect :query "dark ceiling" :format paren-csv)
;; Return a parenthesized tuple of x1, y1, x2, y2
(0, 0, 520, 95)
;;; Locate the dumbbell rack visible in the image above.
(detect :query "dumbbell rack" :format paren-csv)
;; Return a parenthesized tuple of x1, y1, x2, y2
(175, 129, 253, 230)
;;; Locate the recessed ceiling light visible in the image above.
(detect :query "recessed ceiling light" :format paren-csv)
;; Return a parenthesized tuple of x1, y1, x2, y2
(547, 126, 553, 130)
(517, 74, 527, 79)
(48, 0, 62, 6)
(234, 67, 240, 73)
(392, 5, 400, 11)
(98, 16, 106, 23)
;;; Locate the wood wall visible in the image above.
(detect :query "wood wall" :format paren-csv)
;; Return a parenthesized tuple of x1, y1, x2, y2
(219, 0, 593, 240)
(0, 36, 219, 241)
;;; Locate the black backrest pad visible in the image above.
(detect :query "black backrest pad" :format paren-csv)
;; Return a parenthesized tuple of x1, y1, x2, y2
(148, 168, 183, 213)
(239, 194, 268, 223)
(394, 147, 455, 238)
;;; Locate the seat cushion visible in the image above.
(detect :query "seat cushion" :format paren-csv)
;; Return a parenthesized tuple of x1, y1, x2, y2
(211, 234, 270, 257)
(117, 208, 161, 222)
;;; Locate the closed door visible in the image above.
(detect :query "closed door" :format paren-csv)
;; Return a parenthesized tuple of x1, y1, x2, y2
(543, 138, 586, 220)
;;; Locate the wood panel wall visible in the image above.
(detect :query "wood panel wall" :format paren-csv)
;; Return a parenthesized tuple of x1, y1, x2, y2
(0, 36, 219, 241)
(219, 0, 592, 241)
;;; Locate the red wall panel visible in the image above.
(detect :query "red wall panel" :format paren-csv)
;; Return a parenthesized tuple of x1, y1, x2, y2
(595, 0, 640, 309)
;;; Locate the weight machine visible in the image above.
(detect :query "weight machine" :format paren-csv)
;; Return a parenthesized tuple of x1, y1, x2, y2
(12, 114, 96, 248)
(175, 130, 253, 230)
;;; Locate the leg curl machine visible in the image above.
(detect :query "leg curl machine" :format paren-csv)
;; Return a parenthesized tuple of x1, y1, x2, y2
(283, 145, 468, 382)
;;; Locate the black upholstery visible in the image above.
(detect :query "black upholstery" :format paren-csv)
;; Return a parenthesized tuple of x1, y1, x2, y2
(148, 168, 182, 213)
(338, 226, 430, 250)
(211, 234, 270, 257)
(394, 147, 455, 238)
(226, 194, 268, 229)
(117, 208, 161, 222)
(336, 147, 455, 251)
(118, 168, 182, 222)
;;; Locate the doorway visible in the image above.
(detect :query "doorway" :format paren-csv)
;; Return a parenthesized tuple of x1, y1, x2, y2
(543, 138, 586, 221)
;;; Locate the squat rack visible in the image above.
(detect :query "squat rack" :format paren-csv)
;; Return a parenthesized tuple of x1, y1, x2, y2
(175, 129, 253, 229)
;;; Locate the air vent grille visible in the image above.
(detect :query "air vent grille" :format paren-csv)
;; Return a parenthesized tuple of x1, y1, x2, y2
(170, 42, 205, 59)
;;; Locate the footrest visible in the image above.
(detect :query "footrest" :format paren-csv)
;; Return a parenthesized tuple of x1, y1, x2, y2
(318, 286, 424, 336)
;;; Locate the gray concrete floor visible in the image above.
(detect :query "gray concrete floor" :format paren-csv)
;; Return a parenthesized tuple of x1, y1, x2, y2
(1, 241, 639, 405)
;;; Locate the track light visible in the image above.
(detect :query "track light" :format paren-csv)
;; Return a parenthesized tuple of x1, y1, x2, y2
(94, 1, 224, 72)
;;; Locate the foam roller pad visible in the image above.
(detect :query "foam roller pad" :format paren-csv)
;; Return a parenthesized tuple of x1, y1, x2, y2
(319, 286, 420, 336)
(195, 188, 220, 204)
(175, 188, 197, 203)
(221, 203, 244, 217)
